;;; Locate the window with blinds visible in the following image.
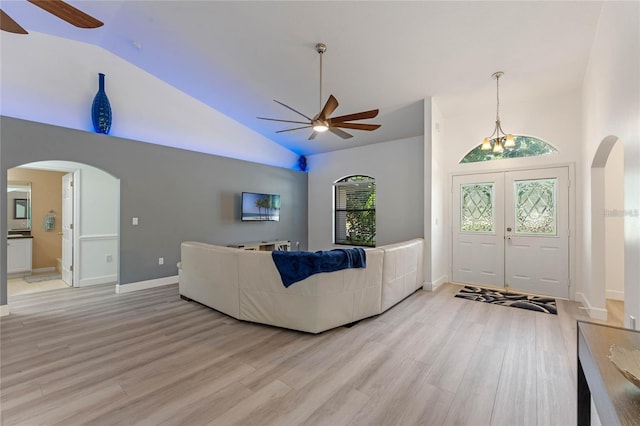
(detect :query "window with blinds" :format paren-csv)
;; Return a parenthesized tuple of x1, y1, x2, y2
(334, 175, 376, 247)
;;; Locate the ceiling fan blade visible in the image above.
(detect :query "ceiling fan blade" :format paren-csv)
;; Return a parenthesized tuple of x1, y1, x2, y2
(331, 122, 381, 131)
(329, 128, 353, 139)
(318, 94, 339, 121)
(273, 100, 313, 121)
(275, 125, 312, 133)
(1, 9, 28, 34)
(308, 131, 319, 140)
(28, 0, 103, 28)
(257, 117, 310, 125)
(329, 109, 379, 123)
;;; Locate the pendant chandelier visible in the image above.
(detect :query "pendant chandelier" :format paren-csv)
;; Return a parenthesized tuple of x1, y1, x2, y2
(481, 71, 515, 153)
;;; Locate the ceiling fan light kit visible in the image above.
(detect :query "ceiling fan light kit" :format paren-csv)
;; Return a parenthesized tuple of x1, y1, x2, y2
(482, 71, 515, 153)
(257, 42, 381, 140)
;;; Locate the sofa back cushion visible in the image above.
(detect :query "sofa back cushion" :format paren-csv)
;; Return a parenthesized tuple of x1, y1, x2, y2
(179, 242, 241, 318)
(380, 238, 424, 311)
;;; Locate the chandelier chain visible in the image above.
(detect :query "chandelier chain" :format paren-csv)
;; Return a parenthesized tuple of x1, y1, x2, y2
(319, 48, 323, 112)
(496, 73, 500, 123)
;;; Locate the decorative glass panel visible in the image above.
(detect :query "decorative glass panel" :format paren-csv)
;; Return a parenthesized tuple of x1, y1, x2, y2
(515, 178, 556, 235)
(461, 183, 494, 232)
(460, 135, 558, 163)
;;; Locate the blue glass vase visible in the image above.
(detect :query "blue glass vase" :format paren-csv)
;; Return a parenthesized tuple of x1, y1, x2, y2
(91, 73, 112, 134)
(298, 155, 308, 172)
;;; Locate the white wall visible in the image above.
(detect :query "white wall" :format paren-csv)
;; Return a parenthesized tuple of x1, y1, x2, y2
(604, 141, 625, 300)
(444, 89, 583, 175)
(429, 99, 448, 289)
(307, 136, 424, 251)
(582, 2, 640, 328)
(77, 166, 120, 286)
(0, 32, 298, 169)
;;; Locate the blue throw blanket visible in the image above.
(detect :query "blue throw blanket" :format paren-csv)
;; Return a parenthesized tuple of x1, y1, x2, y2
(271, 248, 367, 287)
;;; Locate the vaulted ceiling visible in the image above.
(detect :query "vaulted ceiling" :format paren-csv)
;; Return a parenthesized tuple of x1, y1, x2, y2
(1, 1, 603, 155)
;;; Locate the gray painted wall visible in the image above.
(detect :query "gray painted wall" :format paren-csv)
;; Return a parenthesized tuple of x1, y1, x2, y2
(307, 136, 424, 251)
(1, 116, 308, 305)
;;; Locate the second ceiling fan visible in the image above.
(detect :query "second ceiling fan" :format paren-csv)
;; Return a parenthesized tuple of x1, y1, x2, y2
(1, 0, 103, 35)
(258, 43, 381, 140)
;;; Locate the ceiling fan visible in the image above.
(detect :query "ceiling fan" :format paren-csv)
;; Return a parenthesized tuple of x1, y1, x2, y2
(258, 43, 381, 140)
(1, 0, 103, 35)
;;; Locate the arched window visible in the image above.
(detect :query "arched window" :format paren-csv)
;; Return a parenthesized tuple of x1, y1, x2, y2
(334, 175, 376, 247)
(460, 135, 557, 163)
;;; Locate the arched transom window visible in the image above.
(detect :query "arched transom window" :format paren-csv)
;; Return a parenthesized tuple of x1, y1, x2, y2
(460, 135, 558, 163)
(334, 175, 376, 247)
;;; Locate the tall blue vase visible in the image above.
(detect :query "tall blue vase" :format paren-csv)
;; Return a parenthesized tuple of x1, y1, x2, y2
(91, 73, 112, 134)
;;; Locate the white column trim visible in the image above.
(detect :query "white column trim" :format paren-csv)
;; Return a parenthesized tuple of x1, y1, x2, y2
(575, 291, 608, 321)
(0, 304, 10, 317)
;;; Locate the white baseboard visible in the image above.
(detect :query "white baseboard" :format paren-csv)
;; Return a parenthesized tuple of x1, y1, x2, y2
(605, 289, 624, 301)
(575, 292, 608, 321)
(116, 275, 178, 294)
(423, 275, 448, 292)
(0, 304, 10, 317)
(32, 267, 56, 274)
(78, 275, 118, 287)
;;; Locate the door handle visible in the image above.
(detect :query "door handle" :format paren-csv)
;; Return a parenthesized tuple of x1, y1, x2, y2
(57, 231, 63, 236)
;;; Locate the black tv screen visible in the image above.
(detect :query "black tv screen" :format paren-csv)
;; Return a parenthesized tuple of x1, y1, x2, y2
(241, 192, 280, 221)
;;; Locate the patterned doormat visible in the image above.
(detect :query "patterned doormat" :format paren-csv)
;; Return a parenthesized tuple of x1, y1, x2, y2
(455, 286, 557, 315)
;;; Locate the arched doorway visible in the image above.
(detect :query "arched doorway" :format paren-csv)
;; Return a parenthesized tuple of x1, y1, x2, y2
(6, 161, 120, 299)
(591, 136, 625, 324)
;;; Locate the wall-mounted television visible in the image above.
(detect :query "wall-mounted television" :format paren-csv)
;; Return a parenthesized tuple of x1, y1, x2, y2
(241, 192, 281, 221)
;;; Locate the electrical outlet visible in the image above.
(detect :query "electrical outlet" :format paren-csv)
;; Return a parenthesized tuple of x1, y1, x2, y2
(132, 217, 139, 225)
(106, 254, 113, 262)
(158, 257, 164, 265)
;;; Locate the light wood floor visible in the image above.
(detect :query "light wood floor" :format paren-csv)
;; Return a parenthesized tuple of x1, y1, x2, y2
(0, 283, 614, 425)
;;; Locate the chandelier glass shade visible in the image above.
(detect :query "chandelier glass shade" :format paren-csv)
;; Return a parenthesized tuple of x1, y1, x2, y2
(482, 71, 515, 153)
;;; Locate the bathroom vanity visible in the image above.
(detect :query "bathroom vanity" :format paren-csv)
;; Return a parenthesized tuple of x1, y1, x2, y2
(7, 235, 33, 275)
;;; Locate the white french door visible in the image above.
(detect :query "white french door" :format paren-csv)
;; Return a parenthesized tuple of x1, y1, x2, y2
(62, 173, 74, 286)
(452, 167, 569, 298)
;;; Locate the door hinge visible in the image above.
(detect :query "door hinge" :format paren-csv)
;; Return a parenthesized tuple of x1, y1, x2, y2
(70, 265, 74, 271)
(70, 223, 74, 230)
(70, 180, 74, 187)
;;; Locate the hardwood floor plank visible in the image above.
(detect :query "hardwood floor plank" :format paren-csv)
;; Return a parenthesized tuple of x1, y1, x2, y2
(211, 380, 292, 426)
(442, 343, 505, 425)
(0, 283, 619, 425)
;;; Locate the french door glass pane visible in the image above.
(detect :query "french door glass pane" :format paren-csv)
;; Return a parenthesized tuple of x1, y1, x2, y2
(515, 178, 557, 235)
(460, 183, 494, 232)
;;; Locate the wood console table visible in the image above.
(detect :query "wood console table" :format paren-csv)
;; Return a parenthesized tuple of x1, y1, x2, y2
(228, 240, 290, 251)
(577, 321, 640, 425)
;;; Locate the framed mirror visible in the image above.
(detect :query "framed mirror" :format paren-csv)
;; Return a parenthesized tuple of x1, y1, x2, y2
(7, 180, 32, 230)
(14, 198, 28, 219)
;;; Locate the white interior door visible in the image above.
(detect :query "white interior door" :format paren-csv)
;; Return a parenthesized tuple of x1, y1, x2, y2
(504, 167, 569, 298)
(62, 173, 73, 286)
(452, 167, 570, 298)
(452, 173, 505, 287)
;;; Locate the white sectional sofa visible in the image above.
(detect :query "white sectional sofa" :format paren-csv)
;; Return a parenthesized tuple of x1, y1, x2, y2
(178, 238, 424, 333)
